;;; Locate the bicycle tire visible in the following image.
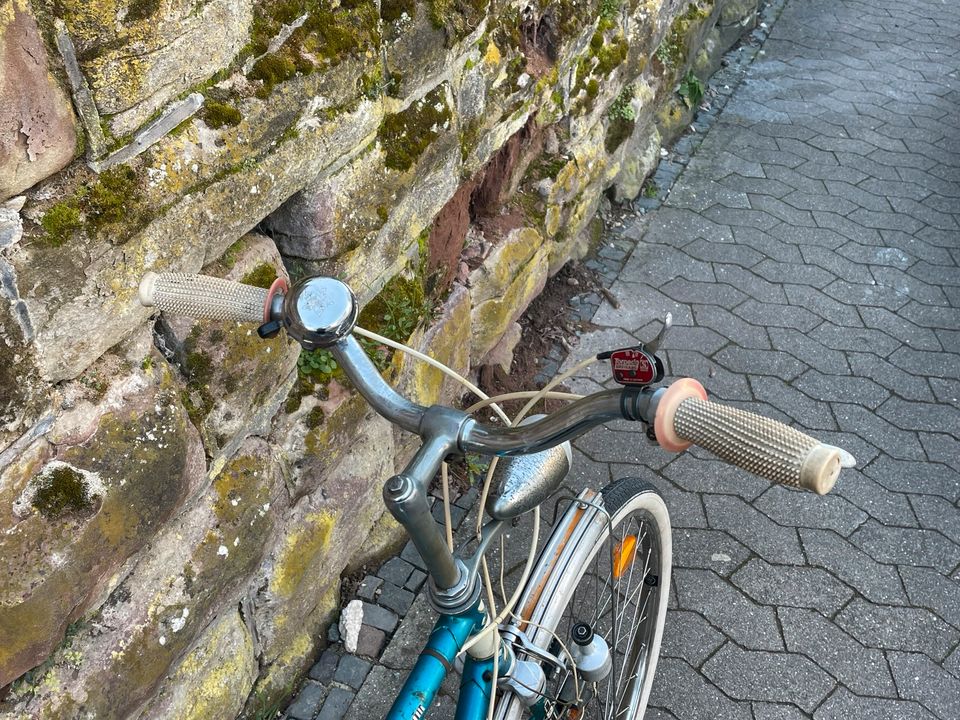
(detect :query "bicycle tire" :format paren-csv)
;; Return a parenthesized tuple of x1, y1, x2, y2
(494, 477, 672, 720)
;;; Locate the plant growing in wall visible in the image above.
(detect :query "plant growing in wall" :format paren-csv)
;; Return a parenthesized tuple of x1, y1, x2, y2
(678, 69, 705, 109)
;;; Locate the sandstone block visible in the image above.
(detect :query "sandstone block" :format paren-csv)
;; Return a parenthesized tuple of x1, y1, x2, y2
(0, 3, 76, 201)
(0, 358, 205, 690)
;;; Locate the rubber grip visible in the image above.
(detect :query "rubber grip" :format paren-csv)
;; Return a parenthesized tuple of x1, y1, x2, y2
(669, 396, 842, 494)
(139, 272, 268, 323)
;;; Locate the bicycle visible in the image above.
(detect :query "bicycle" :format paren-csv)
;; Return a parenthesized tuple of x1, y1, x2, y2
(138, 271, 854, 720)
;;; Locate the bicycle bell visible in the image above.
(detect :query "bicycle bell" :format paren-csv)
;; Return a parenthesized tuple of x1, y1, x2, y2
(283, 276, 358, 349)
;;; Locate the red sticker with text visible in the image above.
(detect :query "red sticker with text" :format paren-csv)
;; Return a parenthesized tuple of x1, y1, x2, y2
(610, 348, 658, 386)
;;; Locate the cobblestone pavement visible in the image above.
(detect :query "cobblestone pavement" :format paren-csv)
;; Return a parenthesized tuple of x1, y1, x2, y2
(282, 0, 960, 717)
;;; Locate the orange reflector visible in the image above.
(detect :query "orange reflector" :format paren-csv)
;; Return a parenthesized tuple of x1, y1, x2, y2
(612, 535, 638, 579)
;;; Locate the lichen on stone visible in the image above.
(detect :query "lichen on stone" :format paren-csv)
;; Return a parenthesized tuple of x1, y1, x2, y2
(240, 262, 279, 289)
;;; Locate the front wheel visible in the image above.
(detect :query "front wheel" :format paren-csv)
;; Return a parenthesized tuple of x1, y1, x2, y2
(495, 477, 672, 720)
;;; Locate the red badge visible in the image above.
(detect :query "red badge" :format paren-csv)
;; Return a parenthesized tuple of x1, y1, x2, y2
(608, 347, 662, 386)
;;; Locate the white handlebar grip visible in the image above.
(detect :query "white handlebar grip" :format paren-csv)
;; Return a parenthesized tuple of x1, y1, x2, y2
(654, 379, 852, 494)
(139, 272, 269, 323)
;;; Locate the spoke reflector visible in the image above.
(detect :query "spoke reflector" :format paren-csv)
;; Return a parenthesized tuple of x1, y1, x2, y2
(612, 535, 638, 579)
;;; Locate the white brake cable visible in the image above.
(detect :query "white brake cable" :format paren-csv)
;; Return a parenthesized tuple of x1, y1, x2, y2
(353, 325, 599, 717)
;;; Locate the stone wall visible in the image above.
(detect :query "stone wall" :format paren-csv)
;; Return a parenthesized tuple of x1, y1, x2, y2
(0, 0, 756, 716)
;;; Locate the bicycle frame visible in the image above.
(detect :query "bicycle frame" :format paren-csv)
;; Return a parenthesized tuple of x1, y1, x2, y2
(385, 600, 499, 720)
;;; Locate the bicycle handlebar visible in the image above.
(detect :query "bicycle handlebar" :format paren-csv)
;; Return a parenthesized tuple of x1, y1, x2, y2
(137, 272, 852, 494)
(140, 271, 270, 323)
(652, 378, 849, 494)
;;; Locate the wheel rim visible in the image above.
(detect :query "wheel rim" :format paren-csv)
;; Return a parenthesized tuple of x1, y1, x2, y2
(545, 504, 665, 719)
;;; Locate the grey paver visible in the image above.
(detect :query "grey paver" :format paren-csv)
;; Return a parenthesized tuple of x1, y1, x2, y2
(888, 652, 960, 720)
(334, 654, 372, 690)
(897, 565, 960, 630)
(673, 568, 784, 650)
(703, 494, 805, 565)
(659, 610, 725, 667)
(851, 519, 959, 574)
(309, 649, 340, 684)
(814, 687, 938, 720)
(731, 558, 854, 614)
(670, 528, 752, 577)
(754, 484, 867, 536)
(864, 454, 960, 502)
(836, 596, 960, 661)
(799, 528, 908, 604)
(649, 658, 753, 720)
(780, 607, 897, 697)
(702, 643, 835, 712)
(288, 681, 325, 720)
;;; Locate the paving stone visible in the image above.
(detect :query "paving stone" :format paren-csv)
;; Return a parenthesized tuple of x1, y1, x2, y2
(872, 266, 951, 307)
(360, 602, 399, 634)
(753, 702, 807, 720)
(318, 686, 356, 720)
(702, 643, 835, 712)
(731, 557, 854, 614)
(832, 403, 925, 461)
(399, 541, 427, 571)
(661, 452, 770, 501)
(768, 328, 851, 374)
(813, 687, 938, 720)
(671, 528, 752, 578)
(852, 519, 959, 574)
(859, 306, 943, 352)
(754, 484, 867, 536)
(946, 645, 960, 680)
(898, 565, 960, 630)
(731, 226, 804, 263)
(404, 568, 427, 592)
(713, 346, 808, 382)
(908, 494, 960, 547)
(823, 278, 911, 312)
(748, 375, 837, 430)
(836, 596, 960, 661)
(834, 472, 918, 528)
(864, 454, 960, 502)
(377, 584, 416, 620)
(673, 566, 784, 650)
(782, 285, 864, 326)
(846, 352, 934, 403)
(377, 557, 414, 588)
(288, 681, 326, 720)
(794, 370, 889, 410)
(799, 527, 907, 604)
(690, 305, 772, 350)
(659, 609, 725, 667)
(799, 245, 877, 284)
(648, 657, 753, 720)
(752, 259, 837, 290)
(888, 651, 960, 720)
(354, 625, 387, 659)
(309, 649, 340, 683)
(704, 494, 805, 564)
(663, 349, 754, 400)
(809, 321, 901, 357)
(334, 654, 372, 690)
(356, 575, 382, 602)
(660, 278, 749, 309)
(780, 606, 897, 697)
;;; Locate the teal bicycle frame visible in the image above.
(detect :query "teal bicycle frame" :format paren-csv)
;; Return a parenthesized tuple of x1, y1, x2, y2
(385, 600, 502, 720)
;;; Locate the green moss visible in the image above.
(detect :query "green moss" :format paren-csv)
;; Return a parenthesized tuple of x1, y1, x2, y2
(378, 86, 452, 171)
(594, 34, 628, 76)
(201, 101, 243, 129)
(249, 53, 298, 98)
(31, 466, 100, 519)
(427, 0, 489, 42)
(304, 406, 326, 429)
(240, 262, 279, 289)
(382, 0, 416, 22)
(376, 205, 389, 223)
(40, 204, 82, 246)
(126, 0, 162, 23)
(39, 165, 149, 246)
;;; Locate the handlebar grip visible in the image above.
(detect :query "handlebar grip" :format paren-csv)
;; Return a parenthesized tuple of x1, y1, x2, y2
(654, 379, 850, 494)
(138, 272, 269, 323)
